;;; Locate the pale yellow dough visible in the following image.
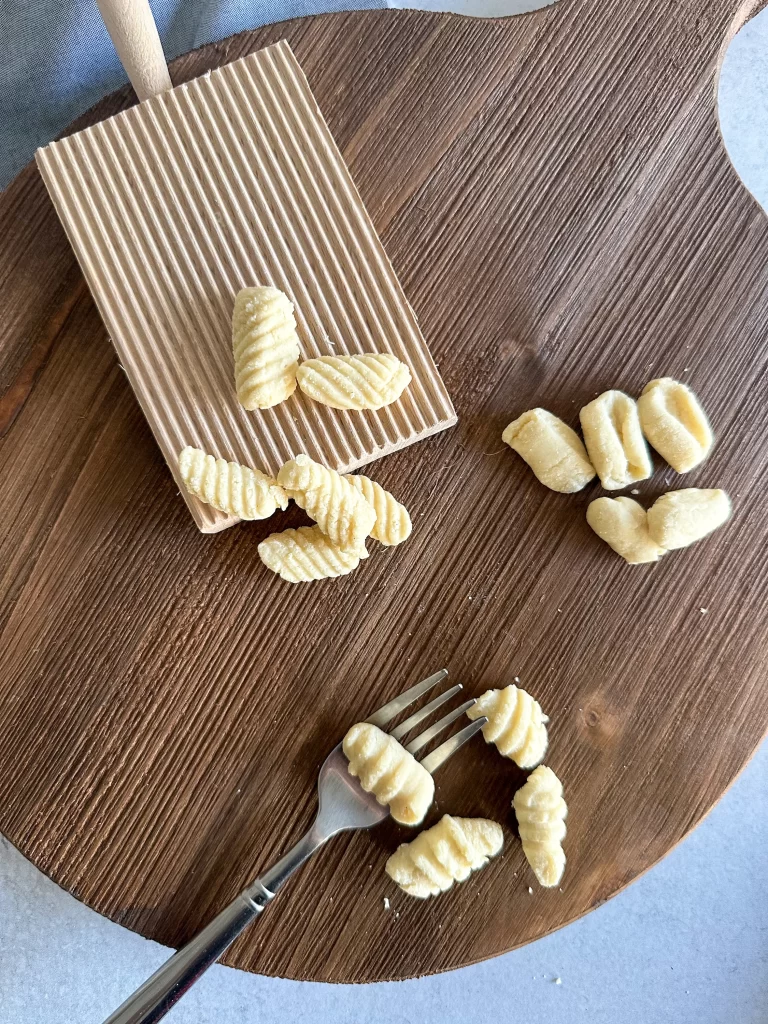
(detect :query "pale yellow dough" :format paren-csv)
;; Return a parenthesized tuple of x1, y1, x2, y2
(258, 525, 367, 583)
(586, 496, 666, 564)
(647, 488, 731, 550)
(178, 447, 288, 520)
(637, 378, 713, 473)
(297, 353, 411, 411)
(579, 390, 652, 490)
(502, 409, 595, 493)
(277, 454, 376, 552)
(467, 685, 548, 768)
(385, 815, 503, 898)
(513, 765, 567, 888)
(344, 474, 412, 546)
(232, 286, 301, 410)
(343, 722, 434, 826)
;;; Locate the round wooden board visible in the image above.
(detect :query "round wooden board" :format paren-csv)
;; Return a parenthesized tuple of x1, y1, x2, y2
(1, 0, 768, 985)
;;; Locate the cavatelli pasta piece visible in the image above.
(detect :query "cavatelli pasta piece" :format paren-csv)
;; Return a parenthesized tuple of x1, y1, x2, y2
(579, 390, 652, 490)
(467, 685, 548, 768)
(646, 488, 731, 550)
(277, 454, 376, 552)
(232, 286, 301, 410)
(343, 722, 434, 826)
(258, 525, 367, 583)
(586, 496, 666, 564)
(513, 765, 567, 888)
(178, 447, 288, 520)
(297, 353, 411, 411)
(637, 378, 713, 473)
(344, 474, 412, 546)
(385, 815, 504, 898)
(502, 409, 595, 493)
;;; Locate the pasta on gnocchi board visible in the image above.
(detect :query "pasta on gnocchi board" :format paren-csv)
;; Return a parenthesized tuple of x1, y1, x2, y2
(35, 41, 456, 533)
(2, 0, 768, 987)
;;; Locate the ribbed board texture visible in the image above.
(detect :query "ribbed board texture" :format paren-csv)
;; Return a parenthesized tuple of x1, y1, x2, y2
(35, 41, 456, 532)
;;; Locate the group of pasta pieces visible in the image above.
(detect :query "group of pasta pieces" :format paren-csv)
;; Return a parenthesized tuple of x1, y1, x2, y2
(232, 285, 411, 412)
(179, 449, 412, 582)
(503, 378, 731, 565)
(343, 682, 567, 899)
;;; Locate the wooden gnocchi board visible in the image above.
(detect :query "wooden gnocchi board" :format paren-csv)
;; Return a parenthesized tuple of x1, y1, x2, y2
(1, 0, 768, 984)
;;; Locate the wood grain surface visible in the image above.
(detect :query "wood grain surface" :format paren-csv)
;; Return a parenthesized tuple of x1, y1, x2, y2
(1, 0, 768, 984)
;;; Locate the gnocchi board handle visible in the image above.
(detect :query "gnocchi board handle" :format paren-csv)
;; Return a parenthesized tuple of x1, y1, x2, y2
(95, 0, 172, 101)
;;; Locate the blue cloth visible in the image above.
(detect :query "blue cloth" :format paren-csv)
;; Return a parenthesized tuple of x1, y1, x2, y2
(0, 0, 385, 188)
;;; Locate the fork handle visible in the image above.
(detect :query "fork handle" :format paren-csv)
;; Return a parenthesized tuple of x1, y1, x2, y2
(102, 886, 271, 1024)
(102, 828, 325, 1024)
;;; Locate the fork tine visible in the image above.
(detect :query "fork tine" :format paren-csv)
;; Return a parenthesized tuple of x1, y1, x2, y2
(419, 717, 487, 774)
(405, 698, 477, 755)
(390, 684, 463, 741)
(365, 669, 448, 728)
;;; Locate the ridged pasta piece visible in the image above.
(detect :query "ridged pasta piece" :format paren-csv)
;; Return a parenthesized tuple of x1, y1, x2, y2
(178, 447, 288, 520)
(385, 815, 504, 898)
(513, 765, 567, 888)
(467, 685, 549, 768)
(343, 722, 434, 826)
(297, 353, 411, 410)
(647, 488, 731, 550)
(586, 496, 666, 564)
(579, 390, 652, 490)
(502, 408, 595, 493)
(277, 454, 376, 552)
(637, 378, 713, 473)
(232, 286, 301, 410)
(258, 525, 367, 583)
(344, 474, 412, 546)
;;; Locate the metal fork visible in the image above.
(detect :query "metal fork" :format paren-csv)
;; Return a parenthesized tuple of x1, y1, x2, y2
(103, 669, 486, 1024)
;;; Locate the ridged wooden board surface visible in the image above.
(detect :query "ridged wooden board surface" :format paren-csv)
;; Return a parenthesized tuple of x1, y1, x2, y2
(1, 0, 768, 984)
(36, 40, 455, 533)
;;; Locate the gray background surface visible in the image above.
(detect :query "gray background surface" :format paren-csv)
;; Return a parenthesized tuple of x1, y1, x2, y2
(1, 5, 767, 1022)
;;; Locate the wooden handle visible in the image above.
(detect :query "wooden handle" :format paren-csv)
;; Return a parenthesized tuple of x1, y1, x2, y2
(95, 0, 172, 101)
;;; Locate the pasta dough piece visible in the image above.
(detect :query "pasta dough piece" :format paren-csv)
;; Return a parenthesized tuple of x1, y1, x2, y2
(277, 455, 376, 552)
(232, 286, 301, 410)
(586, 496, 666, 564)
(467, 685, 549, 768)
(513, 765, 567, 888)
(502, 409, 596, 493)
(178, 447, 288, 520)
(647, 488, 731, 550)
(637, 378, 713, 472)
(343, 722, 434, 826)
(258, 525, 367, 583)
(579, 390, 652, 490)
(385, 815, 504, 898)
(344, 474, 412, 546)
(297, 354, 411, 411)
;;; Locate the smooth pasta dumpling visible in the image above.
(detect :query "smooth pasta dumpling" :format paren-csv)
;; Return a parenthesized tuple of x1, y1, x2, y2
(513, 765, 567, 888)
(579, 390, 652, 490)
(647, 488, 731, 550)
(344, 474, 412, 546)
(297, 353, 411, 411)
(586, 496, 666, 564)
(386, 815, 504, 898)
(278, 454, 376, 552)
(502, 409, 595, 493)
(343, 722, 434, 826)
(258, 525, 367, 583)
(179, 447, 288, 520)
(232, 286, 301, 410)
(467, 685, 548, 768)
(637, 378, 713, 473)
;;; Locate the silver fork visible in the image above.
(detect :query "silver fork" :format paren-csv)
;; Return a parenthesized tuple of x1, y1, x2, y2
(103, 669, 486, 1024)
